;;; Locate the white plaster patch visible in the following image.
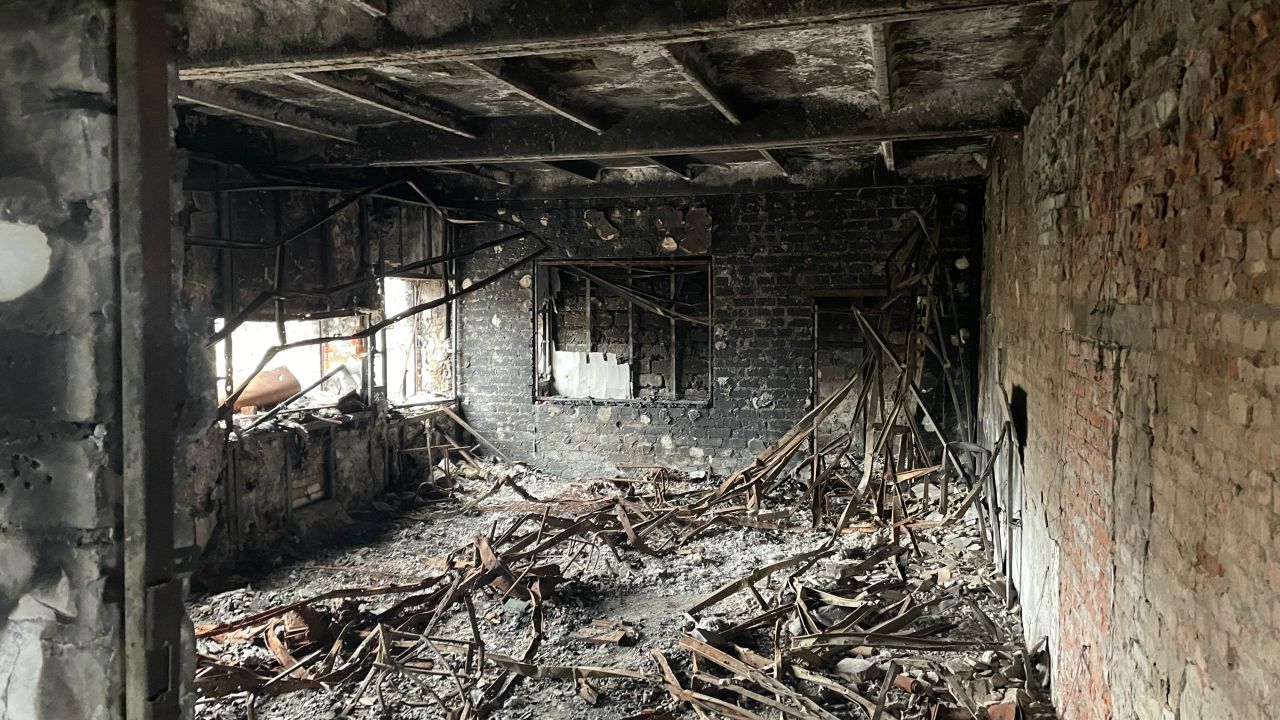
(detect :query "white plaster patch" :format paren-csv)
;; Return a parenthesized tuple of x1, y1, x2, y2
(0, 222, 52, 302)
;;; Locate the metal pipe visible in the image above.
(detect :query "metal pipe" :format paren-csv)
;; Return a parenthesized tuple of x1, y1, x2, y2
(207, 230, 534, 346)
(185, 180, 403, 249)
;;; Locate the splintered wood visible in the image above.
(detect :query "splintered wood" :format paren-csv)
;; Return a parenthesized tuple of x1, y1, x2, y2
(195, 209, 1046, 719)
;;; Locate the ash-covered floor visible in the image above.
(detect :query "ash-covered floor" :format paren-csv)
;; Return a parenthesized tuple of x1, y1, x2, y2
(192, 463, 1056, 720)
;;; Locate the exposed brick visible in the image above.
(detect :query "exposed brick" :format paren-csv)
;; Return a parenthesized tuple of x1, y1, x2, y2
(982, 1, 1280, 718)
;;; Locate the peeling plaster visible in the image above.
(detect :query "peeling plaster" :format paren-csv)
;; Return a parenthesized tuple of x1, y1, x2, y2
(0, 222, 52, 303)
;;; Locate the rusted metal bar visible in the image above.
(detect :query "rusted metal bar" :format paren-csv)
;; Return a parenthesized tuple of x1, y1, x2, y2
(185, 180, 403, 250)
(220, 242, 548, 413)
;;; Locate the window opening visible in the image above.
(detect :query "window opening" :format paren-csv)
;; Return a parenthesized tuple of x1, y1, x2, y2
(535, 259, 711, 403)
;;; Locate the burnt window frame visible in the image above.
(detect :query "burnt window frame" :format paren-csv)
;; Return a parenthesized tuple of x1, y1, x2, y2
(212, 311, 373, 417)
(533, 257, 713, 407)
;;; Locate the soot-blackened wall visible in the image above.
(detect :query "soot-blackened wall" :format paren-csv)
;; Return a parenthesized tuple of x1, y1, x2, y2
(457, 187, 982, 479)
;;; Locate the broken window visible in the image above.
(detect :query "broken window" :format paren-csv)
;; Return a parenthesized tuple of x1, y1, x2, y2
(213, 316, 367, 416)
(383, 277, 453, 403)
(535, 259, 711, 403)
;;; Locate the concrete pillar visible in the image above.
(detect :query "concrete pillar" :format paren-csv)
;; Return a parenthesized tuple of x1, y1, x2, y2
(0, 2, 185, 719)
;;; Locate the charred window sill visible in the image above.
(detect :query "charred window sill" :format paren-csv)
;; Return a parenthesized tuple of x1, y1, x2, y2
(230, 407, 377, 437)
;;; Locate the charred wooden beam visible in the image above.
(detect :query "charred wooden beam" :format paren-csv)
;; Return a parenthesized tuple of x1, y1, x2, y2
(340, 0, 386, 18)
(422, 160, 933, 204)
(458, 59, 614, 134)
(179, 0, 1071, 81)
(758, 149, 789, 175)
(330, 100, 1024, 166)
(867, 23, 894, 113)
(658, 44, 748, 125)
(542, 160, 606, 182)
(177, 84, 360, 143)
(647, 155, 701, 180)
(426, 164, 514, 186)
(880, 140, 896, 171)
(285, 71, 476, 139)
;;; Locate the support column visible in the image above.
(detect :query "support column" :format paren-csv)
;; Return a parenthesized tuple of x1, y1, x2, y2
(0, 1, 184, 719)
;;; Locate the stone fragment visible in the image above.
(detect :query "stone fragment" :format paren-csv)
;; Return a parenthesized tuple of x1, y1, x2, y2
(834, 657, 883, 683)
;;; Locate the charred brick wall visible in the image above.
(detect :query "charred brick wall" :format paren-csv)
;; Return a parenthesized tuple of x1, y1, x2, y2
(981, 1, 1280, 717)
(457, 187, 982, 479)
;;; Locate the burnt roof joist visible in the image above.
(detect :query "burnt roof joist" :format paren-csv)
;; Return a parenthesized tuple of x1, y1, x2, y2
(284, 71, 477, 139)
(458, 59, 615, 134)
(178, 0, 1071, 81)
(326, 100, 1025, 168)
(177, 84, 361, 144)
(658, 44, 752, 126)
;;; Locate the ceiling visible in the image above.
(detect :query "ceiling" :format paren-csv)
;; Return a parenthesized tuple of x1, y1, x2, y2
(175, 0, 1068, 199)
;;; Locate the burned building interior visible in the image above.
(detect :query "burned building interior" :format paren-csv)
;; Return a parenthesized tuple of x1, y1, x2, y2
(3, 0, 1280, 719)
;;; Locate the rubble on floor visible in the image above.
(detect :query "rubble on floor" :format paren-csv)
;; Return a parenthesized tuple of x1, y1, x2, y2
(192, 461, 1053, 720)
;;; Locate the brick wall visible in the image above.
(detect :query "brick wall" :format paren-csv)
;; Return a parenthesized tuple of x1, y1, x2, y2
(457, 187, 982, 478)
(981, 1, 1280, 717)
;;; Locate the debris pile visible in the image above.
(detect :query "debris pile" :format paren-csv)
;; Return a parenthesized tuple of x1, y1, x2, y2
(194, 209, 1045, 719)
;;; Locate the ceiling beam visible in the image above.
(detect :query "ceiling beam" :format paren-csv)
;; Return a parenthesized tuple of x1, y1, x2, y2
(426, 164, 514, 186)
(647, 155, 701, 180)
(324, 101, 1022, 167)
(339, 0, 386, 18)
(457, 59, 614, 134)
(659, 44, 749, 125)
(542, 160, 605, 182)
(177, 84, 360, 144)
(758, 149, 789, 175)
(422, 162, 961, 204)
(285, 71, 477, 139)
(879, 141, 896, 171)
(179, 0, 1071, 81)
(867, 23, 894, 113)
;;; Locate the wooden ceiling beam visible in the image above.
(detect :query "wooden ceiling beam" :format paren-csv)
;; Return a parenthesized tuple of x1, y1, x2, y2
(879, 140, 896, 171)
(658, 44, 750, 125)
(177, 84, 360, 144)
(758, 149, 789, 175)
(285, 71, 477, 139)
(647, 155, 701, 180)
(458, 59, 614, 134)
(867, 23, 894, 113)
(179, 0, 1071, 81)
(321, 100, 1021, 166)
(541, 160, 606, 182)
(426, 164, 514, 186)
(339, 0, 386, 18)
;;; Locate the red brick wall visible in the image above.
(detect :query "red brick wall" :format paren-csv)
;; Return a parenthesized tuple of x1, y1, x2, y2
(1058, 338, 1118, 719)
(981, 1, 1280, 718)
